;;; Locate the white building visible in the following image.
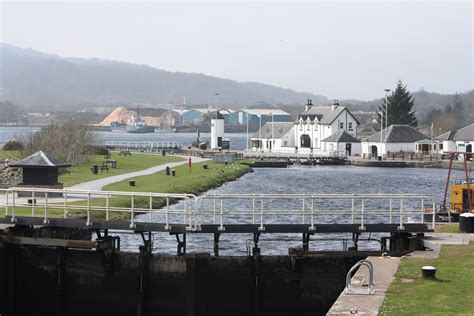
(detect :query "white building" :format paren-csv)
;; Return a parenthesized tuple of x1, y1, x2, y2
(249, 100, 361, 156)
(210, 111, 225, 149)
(361, 125, 429, 158)
(433, 123, 474, 159)
(250, 122, 295, 151)
(321, 130, 361, 156)
(434, 131, 457, 154)
(293, 100, 359, 153)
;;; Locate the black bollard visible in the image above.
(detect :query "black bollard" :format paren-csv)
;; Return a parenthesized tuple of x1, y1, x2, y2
(421, 266, 436, 279)
(166, 166, 170, 176)
(162, 150, 166, 156)
(129, 180, 136, 187)
(203, 164, 208, 169)
(171, 169, 176, 176)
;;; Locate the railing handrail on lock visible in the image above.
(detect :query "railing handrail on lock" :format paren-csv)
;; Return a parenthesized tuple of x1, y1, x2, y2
(345, 259, 375, 295)
(192, 193, 436, 231)
(1, 187, 195, 229)
(1, 189, 436, 232)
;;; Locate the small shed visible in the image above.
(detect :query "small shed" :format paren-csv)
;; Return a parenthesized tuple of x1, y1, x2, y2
(10, 151, 72, 188)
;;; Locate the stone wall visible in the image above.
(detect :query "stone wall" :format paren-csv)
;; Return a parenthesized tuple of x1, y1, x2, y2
(0, 160, 21, 188)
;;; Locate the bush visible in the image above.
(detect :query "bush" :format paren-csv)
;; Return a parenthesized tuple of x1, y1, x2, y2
(2, 140, 24, 151)
(86, 145, 109, 156)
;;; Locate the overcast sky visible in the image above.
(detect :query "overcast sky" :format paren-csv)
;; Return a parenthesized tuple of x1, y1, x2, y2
(1, 1, 472, 100)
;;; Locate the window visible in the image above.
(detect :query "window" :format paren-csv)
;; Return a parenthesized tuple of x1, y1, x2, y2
(440, 144, 444, 150)
(348, 122, 353, 130)
(339, 122, 344, 129)
(315, 124, 318, 131)
(284, 141, 288, 146)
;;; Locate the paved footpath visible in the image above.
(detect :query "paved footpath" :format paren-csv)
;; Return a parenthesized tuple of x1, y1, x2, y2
(327, 232, 474, 315)
(68, 156, 210, 191)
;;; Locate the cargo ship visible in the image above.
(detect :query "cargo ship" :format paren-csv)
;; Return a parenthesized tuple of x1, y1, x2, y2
(111, 105, 149, 133)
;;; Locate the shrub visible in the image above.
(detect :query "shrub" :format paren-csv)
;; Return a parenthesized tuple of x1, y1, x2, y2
(2, 140, 24, 151)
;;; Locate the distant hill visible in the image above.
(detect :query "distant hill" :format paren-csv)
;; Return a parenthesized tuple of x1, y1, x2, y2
(0, 43, 327, 110)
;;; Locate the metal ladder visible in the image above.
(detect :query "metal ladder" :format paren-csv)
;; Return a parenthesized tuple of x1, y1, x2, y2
(345, 259, 375, 295)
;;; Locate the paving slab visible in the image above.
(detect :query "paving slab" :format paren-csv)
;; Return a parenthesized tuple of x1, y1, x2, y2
(327, 256, 400, 315)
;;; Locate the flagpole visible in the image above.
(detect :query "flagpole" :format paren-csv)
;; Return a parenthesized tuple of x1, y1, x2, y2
(259, 114, 262, 152)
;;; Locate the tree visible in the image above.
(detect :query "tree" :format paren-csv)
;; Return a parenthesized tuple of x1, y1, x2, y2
(376, 81, 418, 129)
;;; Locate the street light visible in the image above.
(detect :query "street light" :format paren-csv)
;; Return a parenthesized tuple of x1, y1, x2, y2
(384, 89, 391, 130)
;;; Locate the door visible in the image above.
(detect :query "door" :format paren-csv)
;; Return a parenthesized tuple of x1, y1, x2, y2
(345, 143, 352, 156)
(466, 144, 472, 161)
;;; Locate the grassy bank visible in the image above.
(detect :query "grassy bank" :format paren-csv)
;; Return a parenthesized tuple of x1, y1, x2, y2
(60, 153, 183, 186)
(0, 150, 21, 160)
(434, 223, 460, 233)
(380, 242, 474, 315)
(104, 160, 250, 194)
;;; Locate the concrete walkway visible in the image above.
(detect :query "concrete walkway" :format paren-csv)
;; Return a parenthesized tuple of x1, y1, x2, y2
(327, 256, 401, 315)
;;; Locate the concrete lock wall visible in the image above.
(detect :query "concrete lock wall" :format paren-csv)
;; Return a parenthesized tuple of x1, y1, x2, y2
(0, 245, 371, 316)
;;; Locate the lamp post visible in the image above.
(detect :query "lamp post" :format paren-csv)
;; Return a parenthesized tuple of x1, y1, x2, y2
(380, 89, 391, 158)
(384, 89, 391, 130)
(259, 114, 262, 152)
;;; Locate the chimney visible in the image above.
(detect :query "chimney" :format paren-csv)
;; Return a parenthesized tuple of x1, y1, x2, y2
(305, 99, 313, 111)
(331, 99, 339, 111)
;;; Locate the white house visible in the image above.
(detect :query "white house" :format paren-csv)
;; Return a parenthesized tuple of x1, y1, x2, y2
(433, 123, 473, 159)
(361, 125, 429, 158)
(293, 100, 359, 153)
(321, 130, 361, 156)
(250, 122, 295, 151)
(434, 131, 457, 154)
(249, 99, 361, 156)
(454, 123, 474, 160)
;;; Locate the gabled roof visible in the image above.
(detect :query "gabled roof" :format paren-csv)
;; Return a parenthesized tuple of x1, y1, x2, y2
(453, 123, 474, 141)
(251, 122, 294, 139)
(363, 125, 428, 143)
(434, 131, 456, 141)
(209, 111, 225, 120)
(11, 151, 72, 168)
(242, 109, 290, 116)
(322, 130, 360, 143)
(298, 106, 360, 125)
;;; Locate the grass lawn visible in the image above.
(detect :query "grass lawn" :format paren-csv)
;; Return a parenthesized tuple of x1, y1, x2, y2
(104, 160, 250, 195)
(60, 152, 183, 186)
(380, 242, 474, 315)
(434, 223, 460, 233)
(0, 150, 21, 160)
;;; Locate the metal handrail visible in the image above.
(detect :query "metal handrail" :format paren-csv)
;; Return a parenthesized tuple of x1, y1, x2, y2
(193, 193, 436, 231)
(0, 189, 436, 232)
(345, 259, 375, 295)
(1, 188, 195, 229)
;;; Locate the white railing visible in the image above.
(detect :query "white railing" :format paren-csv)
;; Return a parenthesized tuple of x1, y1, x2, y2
(0, 189, 436, 231)
(193, 193, 436, 231)
(1, 188, 195, 230)
(105, 141, 183, 149)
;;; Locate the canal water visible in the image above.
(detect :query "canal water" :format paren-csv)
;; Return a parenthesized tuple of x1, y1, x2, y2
(117, 166, 464, 255)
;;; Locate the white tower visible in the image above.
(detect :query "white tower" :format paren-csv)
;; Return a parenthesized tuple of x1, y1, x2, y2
(210, 111, 225, 149)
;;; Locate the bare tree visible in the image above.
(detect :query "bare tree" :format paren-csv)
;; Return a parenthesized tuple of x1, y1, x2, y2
(21, 119, 97, 164)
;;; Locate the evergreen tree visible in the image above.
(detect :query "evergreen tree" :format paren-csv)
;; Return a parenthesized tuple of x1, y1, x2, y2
(376, 81, 418, 129)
